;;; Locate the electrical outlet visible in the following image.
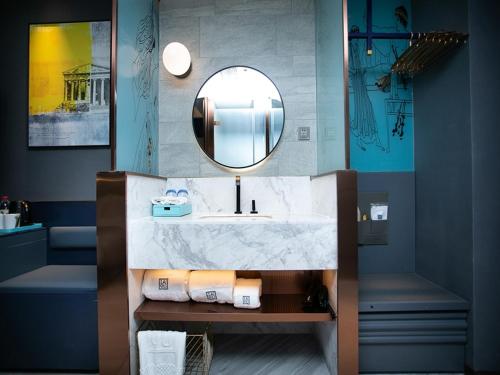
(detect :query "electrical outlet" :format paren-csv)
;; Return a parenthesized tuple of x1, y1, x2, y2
(297, 126, 310, 141)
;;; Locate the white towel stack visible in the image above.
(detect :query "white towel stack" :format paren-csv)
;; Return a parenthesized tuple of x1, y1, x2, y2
(138, 330, 186, 375)
(188, 270, 236, 304)
(142, 270, 190, 302)
(233, 278, 262, 309)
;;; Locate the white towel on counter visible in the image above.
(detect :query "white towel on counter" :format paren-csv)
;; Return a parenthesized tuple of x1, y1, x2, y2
(142, 270, 191, 302)
(233, 278, 262, 309)
(138, 330, 186, 375)
(151, 196, 188, 205)
(188, 270, 236, 304)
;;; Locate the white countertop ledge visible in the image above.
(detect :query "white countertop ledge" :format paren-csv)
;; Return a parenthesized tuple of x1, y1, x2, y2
(128, 213, 338, 271)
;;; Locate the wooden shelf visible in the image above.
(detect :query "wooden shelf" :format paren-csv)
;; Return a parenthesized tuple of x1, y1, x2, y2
(134, 294, 334, 323)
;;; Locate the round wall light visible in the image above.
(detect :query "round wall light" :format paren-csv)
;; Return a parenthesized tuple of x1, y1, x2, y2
(162, 42, 191, 77)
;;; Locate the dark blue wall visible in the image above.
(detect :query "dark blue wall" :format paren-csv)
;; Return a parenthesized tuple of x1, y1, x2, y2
(412, 0, 474, 365)
(358, 172, 415, 274)
(0, 0, 111, 202)
(413, 0, 472, 303)
(468, 0, 500, 370)
(413, 0, 500, 370)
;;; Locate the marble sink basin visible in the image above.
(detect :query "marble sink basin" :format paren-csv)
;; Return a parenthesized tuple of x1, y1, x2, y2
(128, 213, 337, 270)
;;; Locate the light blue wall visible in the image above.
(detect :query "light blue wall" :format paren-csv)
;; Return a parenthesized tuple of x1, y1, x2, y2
(348, 0, 414, 172)
(315, 0, 347, 173)
(116, 0, 159, 175)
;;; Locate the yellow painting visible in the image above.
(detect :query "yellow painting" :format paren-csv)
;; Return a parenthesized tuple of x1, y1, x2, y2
(28, 21, 110, 147)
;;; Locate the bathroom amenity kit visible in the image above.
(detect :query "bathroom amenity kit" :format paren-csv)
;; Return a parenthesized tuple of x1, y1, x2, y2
(142, 270, 263, 309)
(152, 189, 192, 217)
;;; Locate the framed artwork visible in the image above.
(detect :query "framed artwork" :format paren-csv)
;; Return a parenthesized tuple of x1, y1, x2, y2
(28, 21, 111, 147)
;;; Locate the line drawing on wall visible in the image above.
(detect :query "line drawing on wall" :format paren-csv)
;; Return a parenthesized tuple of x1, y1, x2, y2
(349, 37, 413, 154)
(132, 0, 158, 174)
(349, 39, 385, 152)
(348, 0, 414, 171)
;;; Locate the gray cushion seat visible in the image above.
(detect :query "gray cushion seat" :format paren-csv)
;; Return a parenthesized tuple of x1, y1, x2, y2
(359, 273, 469, 312)
(0, 265, 98, 371)
(359, 273, 469, 373)
(47, 226, 97, 265)
(49, 226, 96, 248)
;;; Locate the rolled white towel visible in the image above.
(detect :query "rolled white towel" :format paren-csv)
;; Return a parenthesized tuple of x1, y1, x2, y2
(188, 270, 236, 304)
(138, 330, 186, 375)
(142, 270, 190, 302)
(233, 278, 262, 309)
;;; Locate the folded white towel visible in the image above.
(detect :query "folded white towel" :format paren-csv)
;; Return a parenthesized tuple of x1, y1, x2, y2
(138, 330, 186, 375)
(151, 196, 188, 205)
(188, 270, 236, 304)
(142, 270, 190, 302)
(233, 278, 262, 309)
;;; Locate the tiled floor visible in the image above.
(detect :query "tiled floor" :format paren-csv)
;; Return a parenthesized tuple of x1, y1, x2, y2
(0, 332, 465, 375)
(209, 334, 329, 375)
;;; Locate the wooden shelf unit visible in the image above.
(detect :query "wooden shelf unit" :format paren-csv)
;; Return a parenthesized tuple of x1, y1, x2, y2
(134, 294, 334, 323)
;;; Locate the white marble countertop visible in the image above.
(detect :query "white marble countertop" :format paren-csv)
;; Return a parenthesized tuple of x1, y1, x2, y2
(141, 213, 336, 224)
(128, 213, 337, 270)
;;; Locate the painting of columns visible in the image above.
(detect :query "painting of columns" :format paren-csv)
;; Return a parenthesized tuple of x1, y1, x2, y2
(28, 21, 111, 147)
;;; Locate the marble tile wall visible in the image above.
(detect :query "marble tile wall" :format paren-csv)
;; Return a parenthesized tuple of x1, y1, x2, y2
(165, 176, 313, 215)
(159, 0, 317, 177)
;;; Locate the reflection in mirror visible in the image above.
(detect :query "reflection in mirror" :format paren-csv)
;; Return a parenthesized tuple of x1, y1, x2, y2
(192, 66, 284, 169)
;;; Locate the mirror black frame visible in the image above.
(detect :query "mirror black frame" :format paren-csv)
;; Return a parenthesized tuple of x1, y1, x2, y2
(192, 65, 285, 170)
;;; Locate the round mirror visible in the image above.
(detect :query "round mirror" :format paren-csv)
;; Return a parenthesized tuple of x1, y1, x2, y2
(192, 66, 284, 169)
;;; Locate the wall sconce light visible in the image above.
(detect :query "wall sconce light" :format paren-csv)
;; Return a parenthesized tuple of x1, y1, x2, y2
(162, 42, 191, 77)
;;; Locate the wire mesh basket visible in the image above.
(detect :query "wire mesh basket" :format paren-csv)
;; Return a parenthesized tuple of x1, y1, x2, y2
(184, 332, 213, 375)
(139, 321, 213, 375)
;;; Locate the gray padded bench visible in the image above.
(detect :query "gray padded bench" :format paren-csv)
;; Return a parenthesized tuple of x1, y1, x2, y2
(0, 225, 98, 371)
(359, 273, 469, 373)
(48, 226, 97, 265)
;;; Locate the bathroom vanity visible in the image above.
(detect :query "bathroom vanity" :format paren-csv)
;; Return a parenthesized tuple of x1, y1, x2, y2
(96, 171, 357, 375)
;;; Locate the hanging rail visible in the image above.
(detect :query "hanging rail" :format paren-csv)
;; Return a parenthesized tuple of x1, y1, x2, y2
(391, 31, 468, 76)
(347, 0, 469, 76)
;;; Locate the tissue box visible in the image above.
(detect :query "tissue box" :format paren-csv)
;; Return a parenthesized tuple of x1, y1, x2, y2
(152, 203, 192, 217)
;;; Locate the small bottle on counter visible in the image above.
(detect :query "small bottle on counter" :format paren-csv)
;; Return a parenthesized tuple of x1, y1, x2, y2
(166, 189, 177, 197)
(0, 195, 9, 214)
(177, 189, 189, 199)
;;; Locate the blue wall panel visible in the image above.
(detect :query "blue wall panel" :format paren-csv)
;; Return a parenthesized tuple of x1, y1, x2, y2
(116, 0, 159, 174)
(349, 0, 414, 172)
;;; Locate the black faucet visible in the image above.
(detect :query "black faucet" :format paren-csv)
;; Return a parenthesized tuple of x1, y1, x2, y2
(234, 176, 242, 214)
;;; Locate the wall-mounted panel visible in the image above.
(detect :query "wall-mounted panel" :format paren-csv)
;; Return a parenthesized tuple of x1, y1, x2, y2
(116, 0, 159, 174)
(348, 0, 414, 172)
(316, 0, 347, 174)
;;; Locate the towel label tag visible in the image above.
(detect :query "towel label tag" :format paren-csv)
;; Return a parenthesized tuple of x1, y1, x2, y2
(243, 296, 251, 305)
(159, 278, 169, 290)
(206, 291, 217, 301)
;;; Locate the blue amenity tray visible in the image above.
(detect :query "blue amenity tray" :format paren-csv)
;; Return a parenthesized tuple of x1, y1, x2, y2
(152, 203, 192, 217)
(0, 223, 43, 236)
